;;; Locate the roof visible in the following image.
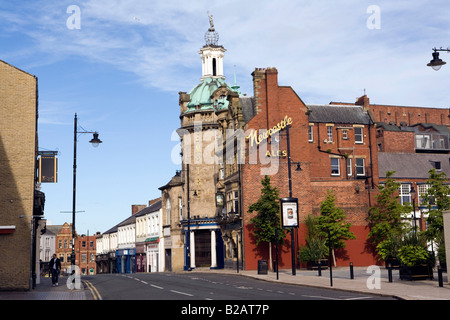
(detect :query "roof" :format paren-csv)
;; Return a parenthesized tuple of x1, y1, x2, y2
(240, 96, 255, 123)
(117, 214, 136, 228)
(411, 123, 450, 135)
(185, 77, 233, 111)
(159, 171, 183, 190)
(307, 104, 371, 124)
(135, 199, 162, 217)
(378, 152, 450, 179)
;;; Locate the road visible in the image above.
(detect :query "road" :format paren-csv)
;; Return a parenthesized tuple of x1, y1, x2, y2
(82, 272, 395, 301)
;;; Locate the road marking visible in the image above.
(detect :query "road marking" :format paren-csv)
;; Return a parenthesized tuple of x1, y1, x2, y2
(345, 296, 373, 300)
(140, 280, 148, 285)
(150, 284, 164, 289)
(83, 280, 102, 300)
(170, 289, 193, 297)
(302, 295, 341, 300)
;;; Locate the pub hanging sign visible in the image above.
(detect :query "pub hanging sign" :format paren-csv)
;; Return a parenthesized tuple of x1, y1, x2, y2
(39, 156, 58, 183)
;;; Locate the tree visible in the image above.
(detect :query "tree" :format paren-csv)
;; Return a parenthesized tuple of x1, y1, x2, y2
(422, 168, 450, 241)
(422, 168, 450, 265)
(367, 171, 410, 252)
(248, 175, 286, 270)
(317, 190, 356, 266)
(298, 215, 327, 264)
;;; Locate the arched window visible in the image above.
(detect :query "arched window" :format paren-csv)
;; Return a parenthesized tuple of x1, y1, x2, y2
(212, 58, 217, 76)
(166, 198, 171, 225)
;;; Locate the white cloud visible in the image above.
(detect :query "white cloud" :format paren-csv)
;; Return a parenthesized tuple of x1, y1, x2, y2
(2, 0, 450, 106)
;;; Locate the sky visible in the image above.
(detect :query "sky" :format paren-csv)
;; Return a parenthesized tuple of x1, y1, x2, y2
(1, 0, 450, 234)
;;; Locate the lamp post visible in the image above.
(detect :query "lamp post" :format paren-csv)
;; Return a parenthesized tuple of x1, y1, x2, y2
(410, 185, 417, 237)
(71, 113, 102, 266)
(285, 124, 298, 276)
(427, 47, 450, 71)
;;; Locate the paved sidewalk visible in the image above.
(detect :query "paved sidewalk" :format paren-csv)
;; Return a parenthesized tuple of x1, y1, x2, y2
(205, 266, 450, 300)
(0, 275, 87, 300)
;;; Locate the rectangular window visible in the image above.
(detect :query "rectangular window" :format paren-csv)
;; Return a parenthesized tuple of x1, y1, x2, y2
(327, 126, 333, 142)
(342, 129, 348, 140)
(346, 158, 352, 176)
(308, 125, 314, 142)
(355, 127, 363, 143)
(399, 184, 411, 205)
(331, 158, 340, 176)
(418, 184, 430, 206)
(356, 158, 365, 176)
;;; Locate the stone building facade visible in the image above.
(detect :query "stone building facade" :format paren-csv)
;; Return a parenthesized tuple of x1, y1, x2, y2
(0, 60, 40, 290)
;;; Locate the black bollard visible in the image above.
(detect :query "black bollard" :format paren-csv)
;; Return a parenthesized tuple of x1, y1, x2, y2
(388, 263, 393, 283)
(438, 266, 443, 288)
(350, 262, 354, 279)
(318, 261, 322, 277)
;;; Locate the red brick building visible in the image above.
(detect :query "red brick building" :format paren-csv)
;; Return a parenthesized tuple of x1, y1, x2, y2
(75, 233, 97, 275)
(219, 68, 380, 269)
(334, 95, 450, 236)
(55, 222, 73, 273)
(219, 67, 449, 270)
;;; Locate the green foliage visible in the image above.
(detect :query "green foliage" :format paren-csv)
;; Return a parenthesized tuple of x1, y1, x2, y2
(316, 190, 356, 249)
(376, 233, 402, 261)
(298, 215, 327, 262)
(397, 233, 431, 267)
(368, 171, 410, 247)
(422, 169, 450, 242)
(248, 175, 286, 246)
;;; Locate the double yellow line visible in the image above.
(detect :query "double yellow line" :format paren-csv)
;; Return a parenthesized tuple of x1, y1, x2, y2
(83, 280, 102, 300)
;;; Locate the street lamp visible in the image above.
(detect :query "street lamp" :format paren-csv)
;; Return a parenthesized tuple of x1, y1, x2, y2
(71, 113, 102, 266)
(410, 185, 417, 237)
(427, 47, 449, 71)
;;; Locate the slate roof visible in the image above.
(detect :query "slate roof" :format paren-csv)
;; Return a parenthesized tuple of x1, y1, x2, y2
(307, 104, 371, 124)
(240, 96, 255, 123)
(135, 199, 162, 217)
(378, 152, 450, 179)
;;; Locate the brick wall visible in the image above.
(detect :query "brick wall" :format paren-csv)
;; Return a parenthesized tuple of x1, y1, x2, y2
(0, 61, 37, 290)
(334, 95, 450, 127)
(377, 130, 415, 153)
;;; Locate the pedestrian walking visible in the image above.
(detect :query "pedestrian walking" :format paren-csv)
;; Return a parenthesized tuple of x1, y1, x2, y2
(48, 254, 61, 287)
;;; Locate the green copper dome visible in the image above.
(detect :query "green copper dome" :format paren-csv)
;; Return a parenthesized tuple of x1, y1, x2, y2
(185, 77, 233, 112)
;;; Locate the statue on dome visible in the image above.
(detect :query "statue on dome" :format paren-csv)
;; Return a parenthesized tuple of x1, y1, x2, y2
(207, 11, 215, 31)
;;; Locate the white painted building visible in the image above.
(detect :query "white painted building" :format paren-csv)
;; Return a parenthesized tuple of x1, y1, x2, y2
(135, 199, 162, 272)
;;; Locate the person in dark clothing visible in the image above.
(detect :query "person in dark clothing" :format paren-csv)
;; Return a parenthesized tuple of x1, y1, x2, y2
(48, 254, 61, 286)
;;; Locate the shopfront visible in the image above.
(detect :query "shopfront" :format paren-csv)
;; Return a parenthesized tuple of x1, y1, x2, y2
(116, 248, 135, 274)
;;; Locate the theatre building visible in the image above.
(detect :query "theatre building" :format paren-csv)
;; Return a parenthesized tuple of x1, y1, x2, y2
(164, 17, 383, 271)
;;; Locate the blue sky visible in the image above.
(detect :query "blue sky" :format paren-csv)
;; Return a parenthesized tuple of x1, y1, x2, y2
(1, 1, 450, 234)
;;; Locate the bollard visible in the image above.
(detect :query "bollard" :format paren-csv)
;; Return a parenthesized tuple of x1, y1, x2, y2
(387, 263, 393, 283)
(350, 262, 354, 279)
(438, 266, 443, 287)
(318, 262, 322, 277)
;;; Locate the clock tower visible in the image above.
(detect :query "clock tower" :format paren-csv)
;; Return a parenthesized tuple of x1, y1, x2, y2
(176, 14, 237, 270)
